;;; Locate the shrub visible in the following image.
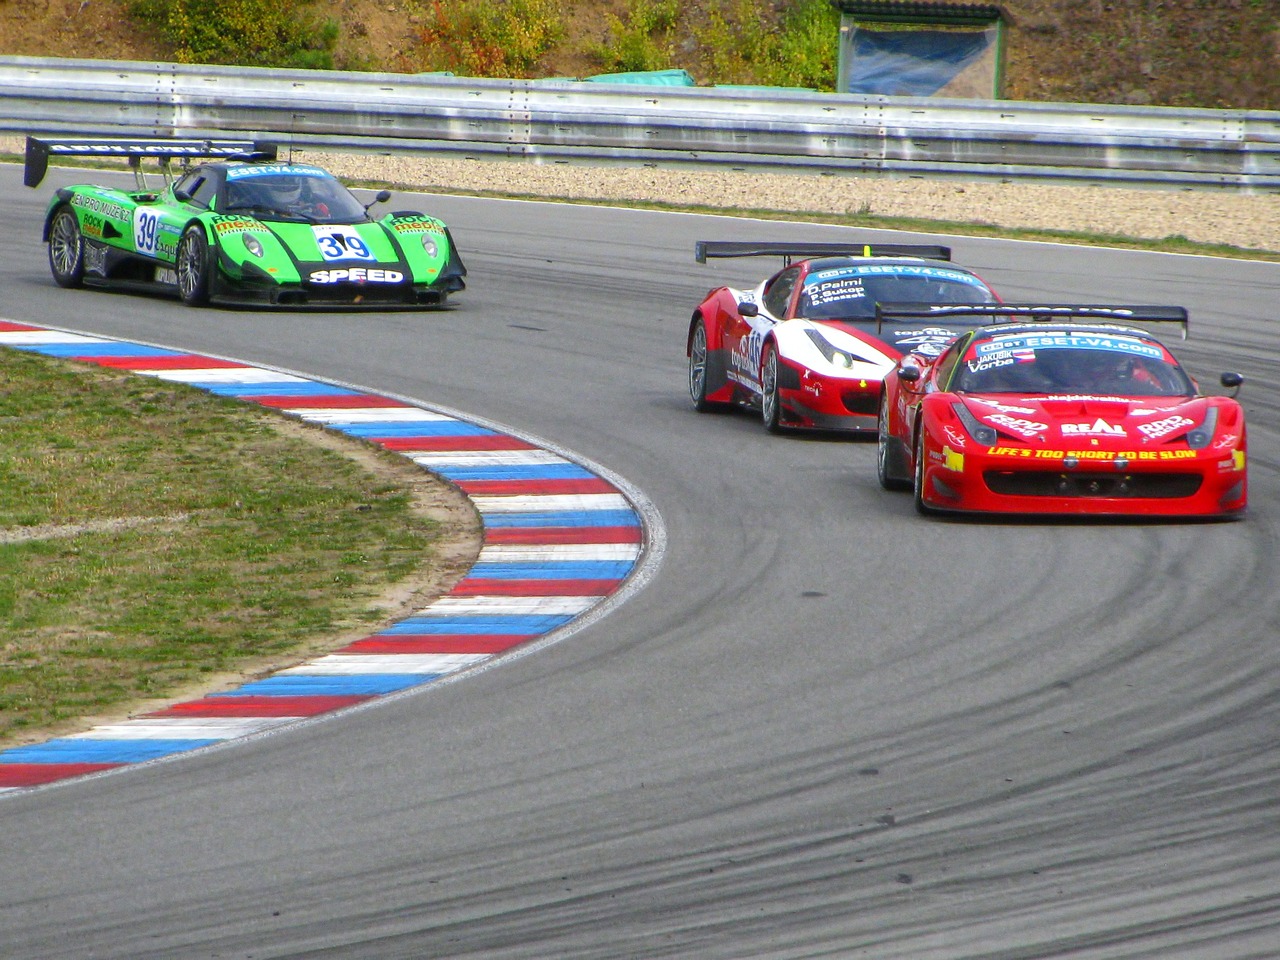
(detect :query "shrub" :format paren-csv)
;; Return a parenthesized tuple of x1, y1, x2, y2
(400, 0, 566, 78)
(128, 0, 339, 69)
(593, 0, 681, 74)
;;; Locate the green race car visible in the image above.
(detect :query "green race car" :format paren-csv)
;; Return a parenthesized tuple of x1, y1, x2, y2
(24, 136, 467, 308)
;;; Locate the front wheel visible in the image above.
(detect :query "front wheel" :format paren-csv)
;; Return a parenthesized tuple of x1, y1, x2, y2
(912, 429, 936, 516)
(688, 318, 725, 412)
(48, 206, 85, 288)
(761, 342, 784, 434)
(176, 226, 212, 306)
(877, 392, 911, 491)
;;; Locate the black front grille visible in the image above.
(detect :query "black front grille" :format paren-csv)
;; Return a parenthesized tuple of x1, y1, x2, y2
(841, 391, 879, 416)
(984, 471, 1203, 499)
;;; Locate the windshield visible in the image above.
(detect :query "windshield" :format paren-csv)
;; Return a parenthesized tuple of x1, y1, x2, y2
(797, 266, 994, 320)
(221, 168, 369, 223)
(953, 332, 1195, 397)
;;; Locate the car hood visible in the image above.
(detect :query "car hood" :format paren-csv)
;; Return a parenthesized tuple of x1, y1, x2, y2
(960, 393, 1213, 444)
(820, 319, 973, 360)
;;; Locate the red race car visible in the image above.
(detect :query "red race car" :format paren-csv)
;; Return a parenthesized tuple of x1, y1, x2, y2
(686, 241, 999, 434)
(876, 304, 1247, 518)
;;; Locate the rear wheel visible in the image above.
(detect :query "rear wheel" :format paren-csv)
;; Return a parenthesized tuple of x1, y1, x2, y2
(761, 343, 783, 433)
(877, 392, 911, 491)
(48, 206, 85, 288)
(176, 226, 211, 306)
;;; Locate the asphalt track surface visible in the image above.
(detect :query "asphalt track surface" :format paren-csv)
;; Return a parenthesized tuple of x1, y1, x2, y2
(2, 162, 1278, 959)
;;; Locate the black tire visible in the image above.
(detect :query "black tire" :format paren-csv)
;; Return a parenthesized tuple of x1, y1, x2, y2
(761, 342, 784, 433)
(877, 391, 912, 491)
(48, 206, 85, 288)
(688, 318, 724, 412)
(176, 226, 212, 306)
(913, 429, 936, 516)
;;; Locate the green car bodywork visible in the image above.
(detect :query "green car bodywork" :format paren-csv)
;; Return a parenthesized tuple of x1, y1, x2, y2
(26, 137, 466, 308)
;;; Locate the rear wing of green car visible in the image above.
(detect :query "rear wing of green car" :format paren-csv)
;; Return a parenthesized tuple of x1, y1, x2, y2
(873, 302, 1190, 339)
(695, 240, 951, 267)
(24, 136, 277, 188)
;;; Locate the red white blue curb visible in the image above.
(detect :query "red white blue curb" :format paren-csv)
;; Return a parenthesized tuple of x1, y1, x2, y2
(0, 320, 660, 793)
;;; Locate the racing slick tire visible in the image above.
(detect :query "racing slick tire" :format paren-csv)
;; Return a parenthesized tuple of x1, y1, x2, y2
(48, 205, 86, 289)
(877, 392, 912, 491)
(761, 342, 784, 434)
(913, 429, 937, 516)
(688, 317, 729, 412)
(176, 226, 212, 306)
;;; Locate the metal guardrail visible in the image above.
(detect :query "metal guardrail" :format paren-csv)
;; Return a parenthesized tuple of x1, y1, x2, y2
(4, 55, 1280, 191)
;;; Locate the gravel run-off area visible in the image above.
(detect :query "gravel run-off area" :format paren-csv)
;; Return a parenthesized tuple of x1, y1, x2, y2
(7, 135, 1279, 252)
(302, 149, 1280, 254)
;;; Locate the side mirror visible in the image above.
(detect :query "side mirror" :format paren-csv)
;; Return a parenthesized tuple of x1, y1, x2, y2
(738, 301, 759, 318)
(364, 189, 392, 213)
(1220, 371, 1243, 396)
(898, 363, 922, 383)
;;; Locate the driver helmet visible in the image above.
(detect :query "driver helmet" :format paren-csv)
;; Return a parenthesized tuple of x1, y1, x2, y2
(264, 177, 304, 207)
(1038, 347, 1118, 388)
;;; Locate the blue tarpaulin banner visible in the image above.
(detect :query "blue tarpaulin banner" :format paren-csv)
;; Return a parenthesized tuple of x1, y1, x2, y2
(845, 27, 995, 97)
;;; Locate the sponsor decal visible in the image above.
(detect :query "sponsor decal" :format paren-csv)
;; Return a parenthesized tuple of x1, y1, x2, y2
(84, 243, 108, 277)
(973, 398, 1036, 415)
(943, 445, 964, 471)
(1137, 414, 1194, 439)
(50, 142, 249, 157)
(730, 331, 763, 378)
(309, 267, 404, 284)
(71, 193, 130, 222)
(156, 267, 177, 285)
(80, 213, 105, 239)
(392, 215, 446, 235)
(213, 216, 263, 234)
(1214, 434, 1239, 449)
(1045, 394, 1131, 403)
(989, 446, 1197, 461)
(810, 264, 987, 286)
(976, 334, 1162, 360)
(987, 413, 1048, 437)
(225, 164, 328, 180)
(1061, 418, 1125, 437)
(897, 327, 960, 344)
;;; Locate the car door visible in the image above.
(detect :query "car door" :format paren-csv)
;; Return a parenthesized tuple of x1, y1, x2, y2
(724, 265, 800, 393)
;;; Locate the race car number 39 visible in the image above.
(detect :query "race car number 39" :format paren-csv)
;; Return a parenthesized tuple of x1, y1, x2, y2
(313, 224, 375, 261)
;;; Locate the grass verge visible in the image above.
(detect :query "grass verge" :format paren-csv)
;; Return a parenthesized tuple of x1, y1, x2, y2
(0, 347, 480, 747)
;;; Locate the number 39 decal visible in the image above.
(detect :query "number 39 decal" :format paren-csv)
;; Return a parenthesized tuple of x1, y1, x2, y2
(312, 225, 375, 262)
(133, 209, 161, 255)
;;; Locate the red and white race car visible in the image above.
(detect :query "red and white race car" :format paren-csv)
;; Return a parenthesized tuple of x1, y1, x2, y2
(875, 304, 1248, 518)
(686, 241, 1000, 433)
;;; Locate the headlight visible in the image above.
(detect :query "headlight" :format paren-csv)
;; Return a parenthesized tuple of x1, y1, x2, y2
(952, 402, 998, 446)
(242, 234, 264, 258)
(1185, 406, 1218, 449)
(421, 235, 439, 258)
(804, 328, 868, 369)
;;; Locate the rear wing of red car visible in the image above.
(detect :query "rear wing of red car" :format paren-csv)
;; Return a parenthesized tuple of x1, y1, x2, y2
(874, 302, 1190, 339)
(695, 240, 951, 267)
(24, 136, 277, 188)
